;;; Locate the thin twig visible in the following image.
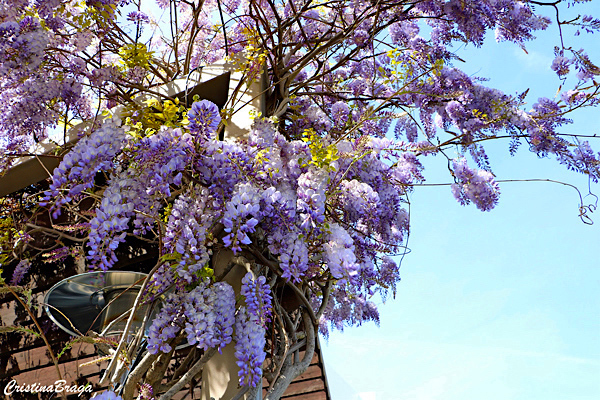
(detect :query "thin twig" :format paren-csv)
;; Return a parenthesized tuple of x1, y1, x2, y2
(100, 261, 163, 385)
(158, 348, 217, 400)
(4, 285, 67, 399)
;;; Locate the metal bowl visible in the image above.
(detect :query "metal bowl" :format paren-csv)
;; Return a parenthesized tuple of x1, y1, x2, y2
(44, 271, 154, 338)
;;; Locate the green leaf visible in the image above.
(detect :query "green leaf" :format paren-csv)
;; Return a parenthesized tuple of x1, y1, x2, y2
(160, 252, 182, 263)
(24, 288, 33, 308)
(0, 325, 40, 337)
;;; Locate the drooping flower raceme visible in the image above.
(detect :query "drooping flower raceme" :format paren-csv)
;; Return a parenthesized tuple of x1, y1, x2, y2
(337, 179, 379, 222)
(187, 99, 221, 140)
(183, 281, 217, 350)
(211, 282, 236, 351)
(241, 272, 272, 324)
(222, 183, 261, 254)
(317, 284, 381, 337)
(234, 307, 266, 388)
(378, 256, 400, 299)
(0, 19, 48, 80)
(147, 281, 235, 354)
(297, 167, 329, 232)
(164, 185, 216, 282)
(0, 14, 92, 172)
(42, 121, 127, 218)
(10, 259, 31, 285)
(183, 281, 235, 352)
(147, 292, 185, 354)
(271, 228, 310, 282)
(137, 383, 154, 400)
(323, 223, 359, 282)
(451, 158, 500, 212)
(86, 127, 193, 270)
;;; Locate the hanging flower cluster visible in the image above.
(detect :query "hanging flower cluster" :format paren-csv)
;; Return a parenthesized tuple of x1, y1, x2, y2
(41, 121, 128, 218)
(234, 307, 266, 387)
(451, 158, 501, 212)
(127, 97, 415, 382)
(241, 271, 272, 325)
(147, 280, 236, 354)
(146, 275, 269, 387)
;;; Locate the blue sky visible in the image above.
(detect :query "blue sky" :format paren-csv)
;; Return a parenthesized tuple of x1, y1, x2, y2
(321, 4, 600, 400)
(322, 154, 599, 399)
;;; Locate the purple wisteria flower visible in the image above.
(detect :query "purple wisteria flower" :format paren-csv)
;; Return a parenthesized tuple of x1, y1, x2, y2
(338, 179, 379, 221)
(280, 234, 310, 282)
(318, 286, 380, 337)
(378, 256, 400, 298)
(187, 99, 221, 139)
(562, 141, 600, 182)
(211, 282, 236, 351)
(526, 97, 570, 156)
(561, 89, 587, 105)
(86, 127, 193, 270)
(0, 19, 48, 78)
(324, 223, 359, 282)
(331, 101, 350, 126)
(10, 259, 31, 285)
(394, 116, 418, 142)
(389, 20, 420, 46)
(147, 292, 185, 354)
(297, 167, 328, 232)
(551, 56, 571, 77)
(222, 183, 261, 254)
(451, 158, 500, 212)
(248, 117, 277, 148)
(86, 172, 135, 270)
(234, 307, 266, 387)
(42, 121, 127, 218)
(147, 281, 235, 354)
(183, 281, 235, 351)
(241, 272, 272, 324)
(183, 282, 217, 349)
(127, 11, 150, 24)
(137, 383, 154, 400)
(0, 21, 19, 40)
(92, 390, 122, 400)
(164, 186, 215, 281)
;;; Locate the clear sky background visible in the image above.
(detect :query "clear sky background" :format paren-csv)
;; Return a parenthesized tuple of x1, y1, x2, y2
(321, 4, 600, 400)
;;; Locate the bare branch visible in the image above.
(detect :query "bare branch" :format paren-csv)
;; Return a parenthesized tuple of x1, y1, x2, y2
(158, 348, 217, 400)
(264, 309, 316, 400)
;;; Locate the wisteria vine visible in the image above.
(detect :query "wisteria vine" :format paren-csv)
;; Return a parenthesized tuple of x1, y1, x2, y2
(1, 1, 599, 400)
